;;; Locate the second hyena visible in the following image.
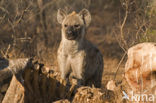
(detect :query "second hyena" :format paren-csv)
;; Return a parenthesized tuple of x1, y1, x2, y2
(57, 9, 103, 87)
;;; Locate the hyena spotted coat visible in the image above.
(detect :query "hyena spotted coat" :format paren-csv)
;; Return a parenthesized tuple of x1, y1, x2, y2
(57, 9, 103, 87)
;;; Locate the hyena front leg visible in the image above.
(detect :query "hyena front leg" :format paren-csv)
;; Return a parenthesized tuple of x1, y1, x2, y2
(57, 54, 71, 80)
(71, 56, 86, 86)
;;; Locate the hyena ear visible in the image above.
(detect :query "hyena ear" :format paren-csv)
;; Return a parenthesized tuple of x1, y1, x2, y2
(57, 9, 67, 24)
(79, 9, 91, 27)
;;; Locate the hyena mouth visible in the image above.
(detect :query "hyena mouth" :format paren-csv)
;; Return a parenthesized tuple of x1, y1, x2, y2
(66, 31, 78, 40)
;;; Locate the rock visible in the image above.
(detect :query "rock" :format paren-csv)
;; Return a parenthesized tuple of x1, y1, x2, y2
(1, 59, 72, 103)
(125, 42, 156, 93)
(73, 86, 115, 103)
(106, 80, 116, 91)
(1, 58, 116, 103)
(53, 99, 70, 103)
(2, 75, 25, 103)
(0, 58, 31, 103)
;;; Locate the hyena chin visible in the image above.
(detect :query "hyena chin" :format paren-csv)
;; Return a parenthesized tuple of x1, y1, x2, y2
(57, 8, 103, 88)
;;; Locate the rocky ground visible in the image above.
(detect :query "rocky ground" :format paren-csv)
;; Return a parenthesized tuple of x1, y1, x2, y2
(0, 58, 129, 103)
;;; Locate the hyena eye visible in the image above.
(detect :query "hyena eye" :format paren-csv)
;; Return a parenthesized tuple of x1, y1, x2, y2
(64, 24, 68, 27)
(74, 24, 80, 28)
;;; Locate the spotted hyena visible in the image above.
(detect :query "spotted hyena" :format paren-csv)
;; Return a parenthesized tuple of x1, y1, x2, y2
(57, 8, 103, 87)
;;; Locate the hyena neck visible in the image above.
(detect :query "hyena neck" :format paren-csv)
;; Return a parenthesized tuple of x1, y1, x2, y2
(61, 37, 85, 55)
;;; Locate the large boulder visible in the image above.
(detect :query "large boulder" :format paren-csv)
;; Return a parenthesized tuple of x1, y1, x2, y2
(125, 42, 156, 93)
(0, 58, 30, 102)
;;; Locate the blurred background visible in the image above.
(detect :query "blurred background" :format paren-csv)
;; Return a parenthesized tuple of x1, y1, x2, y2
(0, 0, 156, 86)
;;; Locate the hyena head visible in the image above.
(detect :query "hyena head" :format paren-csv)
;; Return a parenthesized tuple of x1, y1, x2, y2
(57, 9, 91, 40)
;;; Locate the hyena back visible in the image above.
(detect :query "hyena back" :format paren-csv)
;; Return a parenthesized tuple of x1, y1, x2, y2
(57, 9, 103, 87)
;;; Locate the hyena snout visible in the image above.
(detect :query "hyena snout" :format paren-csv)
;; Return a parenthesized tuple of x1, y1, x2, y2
(65, 26, 80, 40)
